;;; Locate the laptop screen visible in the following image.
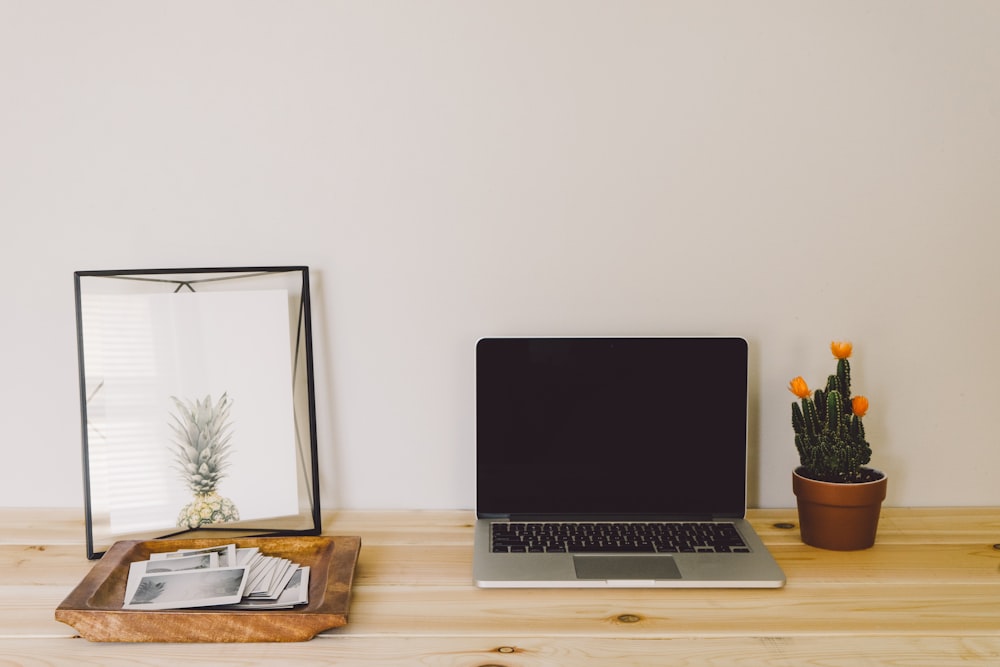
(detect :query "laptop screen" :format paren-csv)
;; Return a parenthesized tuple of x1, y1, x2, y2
(476, 337, 749, 519)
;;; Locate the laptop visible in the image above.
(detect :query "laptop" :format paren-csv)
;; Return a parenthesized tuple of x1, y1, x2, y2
(473, 336, 785, 588)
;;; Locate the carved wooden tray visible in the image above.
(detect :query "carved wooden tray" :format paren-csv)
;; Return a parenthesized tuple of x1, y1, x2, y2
(55, 535, 361, 642)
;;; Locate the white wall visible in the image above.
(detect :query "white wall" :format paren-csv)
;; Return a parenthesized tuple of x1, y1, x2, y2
(2, 1, 998, 511)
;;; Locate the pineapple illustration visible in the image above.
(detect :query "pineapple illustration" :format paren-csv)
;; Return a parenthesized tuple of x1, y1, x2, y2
(169, 393, 240, 529)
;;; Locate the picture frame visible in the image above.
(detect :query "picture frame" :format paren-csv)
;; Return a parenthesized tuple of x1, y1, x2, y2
(73, 267, 321, 559)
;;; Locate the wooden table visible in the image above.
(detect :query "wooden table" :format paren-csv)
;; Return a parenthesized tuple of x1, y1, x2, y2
(2, 508, 999, 665)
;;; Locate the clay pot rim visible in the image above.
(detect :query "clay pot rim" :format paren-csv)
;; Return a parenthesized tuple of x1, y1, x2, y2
(793, 466, 886, 486)
(793, 467, 888, 506)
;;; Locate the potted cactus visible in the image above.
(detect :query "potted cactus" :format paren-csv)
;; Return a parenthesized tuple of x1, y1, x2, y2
(787, 341, 886, 550)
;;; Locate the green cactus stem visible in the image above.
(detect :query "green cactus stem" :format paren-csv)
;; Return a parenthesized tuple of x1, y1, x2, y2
(791, 356, 874, 483)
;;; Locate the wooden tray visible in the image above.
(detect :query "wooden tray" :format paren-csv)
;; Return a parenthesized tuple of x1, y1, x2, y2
(55, 535, 361, 642)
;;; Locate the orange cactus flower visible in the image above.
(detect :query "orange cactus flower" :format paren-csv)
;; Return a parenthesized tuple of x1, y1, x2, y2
(852, 395, 869, 417)
(788, 376, 811, 399)
(831, 341, 853, 359)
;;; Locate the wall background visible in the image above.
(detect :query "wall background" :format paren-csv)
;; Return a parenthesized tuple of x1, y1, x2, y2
(3, 1, 998, 512)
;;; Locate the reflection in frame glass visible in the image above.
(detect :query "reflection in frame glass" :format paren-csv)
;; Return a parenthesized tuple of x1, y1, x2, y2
(74, 266, 321, 559)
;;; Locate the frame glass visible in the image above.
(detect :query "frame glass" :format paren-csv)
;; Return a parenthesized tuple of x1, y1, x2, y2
(74, 267, 321, 559)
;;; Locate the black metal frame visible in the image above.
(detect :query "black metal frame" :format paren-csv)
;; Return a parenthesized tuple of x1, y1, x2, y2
(73, 266, 321, 559)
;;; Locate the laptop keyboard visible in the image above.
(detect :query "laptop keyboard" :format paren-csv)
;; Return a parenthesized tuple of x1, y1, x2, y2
(491, 521, 750, 554)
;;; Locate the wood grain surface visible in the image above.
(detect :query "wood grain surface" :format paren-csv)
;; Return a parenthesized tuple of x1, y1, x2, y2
(1, 507, 998, 664)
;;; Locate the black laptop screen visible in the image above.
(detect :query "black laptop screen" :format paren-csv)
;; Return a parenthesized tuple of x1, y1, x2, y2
(476, 337, 749, 519)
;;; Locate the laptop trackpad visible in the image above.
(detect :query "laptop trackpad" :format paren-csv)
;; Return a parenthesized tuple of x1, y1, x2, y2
(573, 555, 681, 580)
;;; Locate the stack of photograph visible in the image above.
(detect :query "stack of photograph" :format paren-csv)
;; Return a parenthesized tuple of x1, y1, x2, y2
(122, 544, 309, 611)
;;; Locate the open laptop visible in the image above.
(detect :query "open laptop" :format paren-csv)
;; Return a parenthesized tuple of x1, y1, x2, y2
(473, 336, 785, 588)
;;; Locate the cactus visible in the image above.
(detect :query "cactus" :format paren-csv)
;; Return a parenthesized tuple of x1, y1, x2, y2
(789, 343, 874, 483)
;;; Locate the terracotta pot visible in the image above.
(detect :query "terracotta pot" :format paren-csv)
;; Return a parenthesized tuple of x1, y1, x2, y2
(792, 467, 887, 551)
